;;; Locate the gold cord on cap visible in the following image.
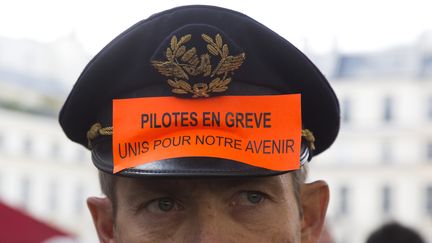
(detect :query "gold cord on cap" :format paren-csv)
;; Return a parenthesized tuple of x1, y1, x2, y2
(86, 123, 113, 149)
(302, 129, 316, 151)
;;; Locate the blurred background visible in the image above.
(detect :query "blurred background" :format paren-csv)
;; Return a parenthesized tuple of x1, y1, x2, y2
(0, 0, 431, 242)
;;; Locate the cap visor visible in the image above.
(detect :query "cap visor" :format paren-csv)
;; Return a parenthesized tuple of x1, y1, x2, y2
(91, 137, 288, 177)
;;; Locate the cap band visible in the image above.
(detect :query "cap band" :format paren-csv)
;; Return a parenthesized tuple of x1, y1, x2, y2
(112, 94, 302, 173)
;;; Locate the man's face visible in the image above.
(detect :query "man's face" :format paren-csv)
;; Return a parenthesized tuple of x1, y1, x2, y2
(88, 173, 329, 243)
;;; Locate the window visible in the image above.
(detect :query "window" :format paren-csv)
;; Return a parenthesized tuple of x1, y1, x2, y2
(21, 177, 30, 209)
(23, 137, 33, 155)
(75, 184, 85, 214)
(0, 133, 3, 151)
(382, 185, 392, 215)
(341, 98, 352, 124)
(427, 186, 432, 216)
(420, 56, 432, 77)
(427, 142, 432, 161)
(48, 181, 58, 211)
(383, 96, 393, 122)
(381, 140, 392, 163)
(50, 142, 60, 158)
(335, 55, 367, 78)
(428, 96, 432, 121)
(339, 186, 349, 216)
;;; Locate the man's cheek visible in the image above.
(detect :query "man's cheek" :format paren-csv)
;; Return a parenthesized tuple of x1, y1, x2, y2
(230, 205, 279, 229)
(226, 206, 298, 242)
(114, 211, 182, 242)
(248, 212, 296, 241)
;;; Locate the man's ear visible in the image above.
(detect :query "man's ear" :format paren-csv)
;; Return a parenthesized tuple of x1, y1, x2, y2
(87, 197, 115, 243)
(300, 180, 330, 243)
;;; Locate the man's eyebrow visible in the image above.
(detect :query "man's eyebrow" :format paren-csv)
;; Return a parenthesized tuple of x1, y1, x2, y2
(122, 176, 288, 200)
(215, 176, 286, 192)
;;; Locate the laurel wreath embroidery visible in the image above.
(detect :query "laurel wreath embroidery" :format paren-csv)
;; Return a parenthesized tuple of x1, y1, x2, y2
(151, 33, 246, 97)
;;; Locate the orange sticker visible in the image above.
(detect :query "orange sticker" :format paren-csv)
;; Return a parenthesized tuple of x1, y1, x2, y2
(112, 94, 302, 173)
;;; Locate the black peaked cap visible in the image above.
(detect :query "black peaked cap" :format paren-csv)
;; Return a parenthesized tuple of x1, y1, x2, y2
(59, 5, 340, 176)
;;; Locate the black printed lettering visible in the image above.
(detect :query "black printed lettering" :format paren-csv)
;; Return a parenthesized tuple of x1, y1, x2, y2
(235, 112, 245, 128)
(226, 112, 234, 127)
(203, 112, 211, 126)
(190, 112, 198, 126)
(244, 139, 295, 154)
(141, 114, 149, 128)
(117, 141, 150, 159)
(172, 112, 180, 126)
(162, 112, 171, 127)
(263, 112, 271, 128)
(211, 112, 221, 127)
(244, 112, 253, 128)
(180, 112, 189, 127)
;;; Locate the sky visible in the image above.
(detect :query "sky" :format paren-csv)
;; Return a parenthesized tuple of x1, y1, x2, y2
(0, 0, 431, 55)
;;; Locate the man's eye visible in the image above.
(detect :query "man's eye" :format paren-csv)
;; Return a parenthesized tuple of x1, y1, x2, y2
(237, 191, 266, 206)
(147, 198, 183, 213)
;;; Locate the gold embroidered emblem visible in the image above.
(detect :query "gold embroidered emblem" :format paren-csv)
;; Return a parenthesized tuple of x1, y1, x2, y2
(151, 34, 246, 97)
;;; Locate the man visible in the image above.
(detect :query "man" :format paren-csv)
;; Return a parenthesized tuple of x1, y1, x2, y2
(60, 5, 340, 243)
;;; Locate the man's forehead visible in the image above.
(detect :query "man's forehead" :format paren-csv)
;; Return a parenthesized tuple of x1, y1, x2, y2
(117, 174, 293, 195)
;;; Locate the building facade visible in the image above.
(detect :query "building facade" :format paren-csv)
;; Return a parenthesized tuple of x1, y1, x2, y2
(310, 79, 432, 243)
(308, 33, 432, 243)
(0, 108, 99, 242)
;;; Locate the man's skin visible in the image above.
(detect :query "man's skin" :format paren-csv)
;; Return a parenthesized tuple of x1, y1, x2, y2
(87, 173, 329, 243)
